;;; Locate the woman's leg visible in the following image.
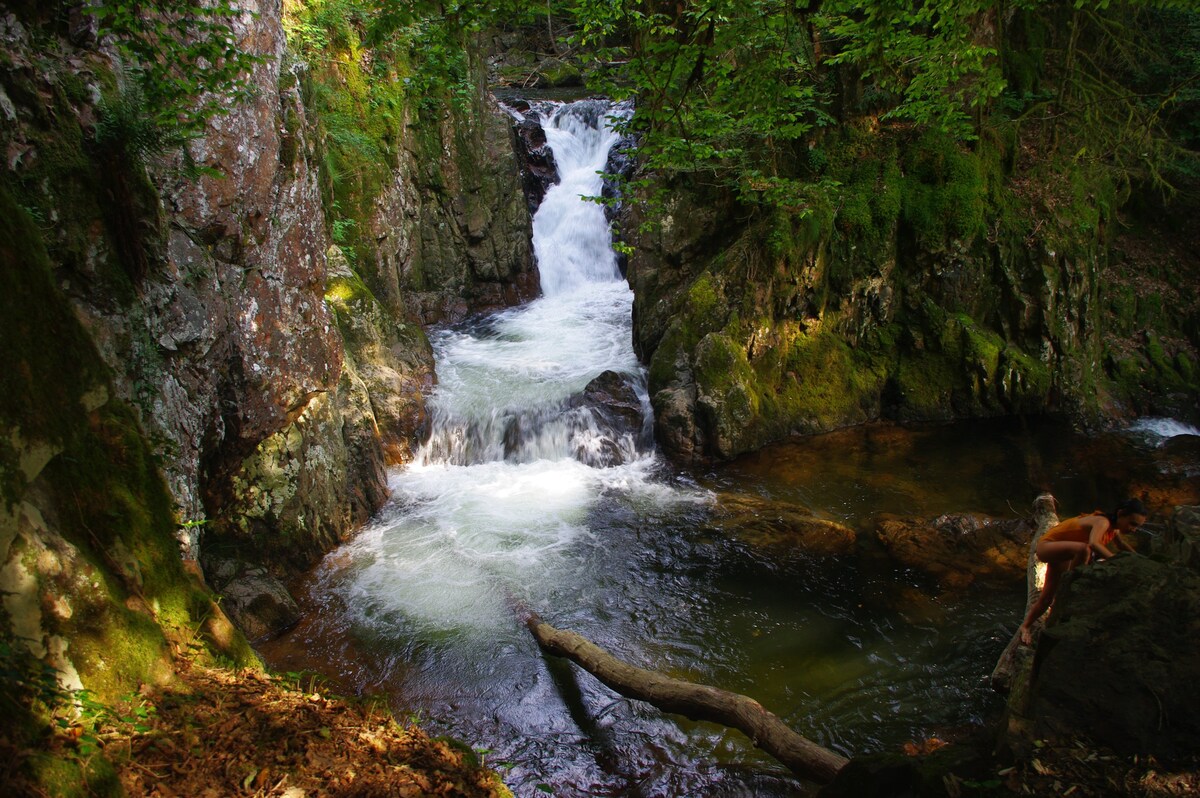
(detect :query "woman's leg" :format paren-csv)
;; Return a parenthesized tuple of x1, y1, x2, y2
(1018, 541, 1087, 644)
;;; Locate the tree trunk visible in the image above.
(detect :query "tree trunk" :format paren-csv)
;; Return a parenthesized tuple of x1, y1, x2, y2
(522, 612, 849, 784)
(990, 492, 1059, 695)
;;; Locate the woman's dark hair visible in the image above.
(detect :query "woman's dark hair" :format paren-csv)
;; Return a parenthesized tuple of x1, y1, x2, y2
(1108, 498, 1147, 522)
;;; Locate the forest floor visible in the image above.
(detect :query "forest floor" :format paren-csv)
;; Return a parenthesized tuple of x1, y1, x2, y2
(8, 654, 1196, 797)
(996, 736, 1199, 798)
(37, 659, 511, 798)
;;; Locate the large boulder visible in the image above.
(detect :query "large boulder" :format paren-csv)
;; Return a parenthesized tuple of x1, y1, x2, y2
(874, 513, 1032, 590)
(1029, 552, 1200, 761)
(1149, 504, 1200, 570)
(572, 370, 645, 431)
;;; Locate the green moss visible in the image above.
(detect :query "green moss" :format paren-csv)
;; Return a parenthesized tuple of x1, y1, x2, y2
(824, 125, 903, 253)
(767, 201, 832, 261)
(881, 306, 1051, 419)
(875, 157, 904, 226)
(28, 751, 123, 798)
(999, 346, 1053, 412)
(71, 607, 172, 699)
(8, 55, 163, 294)
(1002, 9, 1051, 98)
(647, 325, 686, 389)
(695, 332, 757, 409)
(325, 259, 381, 312)
(838, 189, 873, 233)
(292, 11, 410, 270)
(901, 130, 987, 243)
(1108, 285, 1138, 335)
(778, 331, 886, 430)
(279, 105, 302, 170)
(687, 272, 720, 320)
(1177, 353, 1196, 384)
(892, 350, 957, 419)
(0, 183, 109, 479)
(952, 313, 1004, 393)
(647, 269, 733, 391)
(1066, 159, 1119, 238)
(538, 59, 583, 87)
(1137, 332, 1189, 393)
(1109, 352, 1146, 390)
(1136, 291, 1164, 329)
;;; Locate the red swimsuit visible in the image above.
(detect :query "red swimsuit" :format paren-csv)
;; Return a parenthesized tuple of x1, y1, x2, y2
(1041, 512, 1115, 546)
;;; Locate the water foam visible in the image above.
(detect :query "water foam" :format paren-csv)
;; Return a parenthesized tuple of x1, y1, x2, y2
(1128, 416, 1200, 444)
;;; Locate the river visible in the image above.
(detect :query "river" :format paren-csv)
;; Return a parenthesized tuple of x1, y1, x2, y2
(259, 100, 1200, 797)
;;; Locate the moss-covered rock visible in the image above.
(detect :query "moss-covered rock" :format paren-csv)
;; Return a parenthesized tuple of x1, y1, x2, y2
(325, 245, 435, 463)
(1, 183, 257, 790)
(629, 118, 1191, 463)
(288, 6, 537, 326)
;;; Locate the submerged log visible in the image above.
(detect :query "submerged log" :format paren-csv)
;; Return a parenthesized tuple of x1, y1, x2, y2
(522, 611, 849, 784)
(990, 493, 1059, 695)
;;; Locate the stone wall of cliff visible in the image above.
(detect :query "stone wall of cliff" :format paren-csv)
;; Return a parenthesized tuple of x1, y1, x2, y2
(0, 0, 534, 695)
(627, 124, 1200, 463)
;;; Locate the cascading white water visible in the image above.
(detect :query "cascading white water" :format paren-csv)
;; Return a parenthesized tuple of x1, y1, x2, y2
(1128, 416, 1200, 444)
(416, 101, 645, 469)
(531, 104, 624, 296)
(327, 100, 693, 638)
(263, 102, 1200, 798)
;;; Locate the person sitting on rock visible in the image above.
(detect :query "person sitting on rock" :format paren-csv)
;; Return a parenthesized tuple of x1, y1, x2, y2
(1018, 498, 1147, 645)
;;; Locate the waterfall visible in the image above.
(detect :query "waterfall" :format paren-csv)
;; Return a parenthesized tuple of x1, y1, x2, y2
(328, 99, 680, 638)
(416, 99, 646, 469)
(532, 101, 624, 296)
(268, 100, 1145, 798)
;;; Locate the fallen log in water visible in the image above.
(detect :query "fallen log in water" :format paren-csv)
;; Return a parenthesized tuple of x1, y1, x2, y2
(990, 493, 1059, 696)
(521, 610, 849, 784)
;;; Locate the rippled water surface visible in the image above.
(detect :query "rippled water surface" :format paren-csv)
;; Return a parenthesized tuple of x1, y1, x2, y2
(259, 101, 1200, 797)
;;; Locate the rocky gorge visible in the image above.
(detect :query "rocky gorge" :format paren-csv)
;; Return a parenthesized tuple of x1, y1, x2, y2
(2, 1, 1199, 796)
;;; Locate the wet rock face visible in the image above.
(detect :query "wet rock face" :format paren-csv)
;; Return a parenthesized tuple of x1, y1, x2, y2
(874, 513, 1032, 590)
(572, 370, 646, 437)
(325, 246, 435, 465)
(505, 100, 560, 214)
(566, 370, 650, 468)
(1031, 548, 1200, 761)
(0, 2, 401, 577)
(56, 0, 345, 558)
(163, 4, 338, 422)
(369, 92, 538, 327)
(624, 129, 1184, 464)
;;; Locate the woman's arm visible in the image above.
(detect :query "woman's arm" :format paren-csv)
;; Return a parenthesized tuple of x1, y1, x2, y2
(1112, 534, 1137, 553)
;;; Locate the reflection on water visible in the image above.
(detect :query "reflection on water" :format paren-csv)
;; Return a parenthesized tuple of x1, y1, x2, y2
(711, 416, 1200, 523)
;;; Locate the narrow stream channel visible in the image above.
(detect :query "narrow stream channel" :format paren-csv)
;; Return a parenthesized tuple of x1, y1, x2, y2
(260, 101, 1200, 797)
